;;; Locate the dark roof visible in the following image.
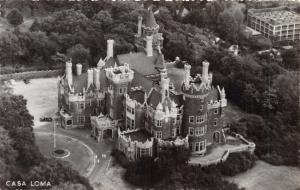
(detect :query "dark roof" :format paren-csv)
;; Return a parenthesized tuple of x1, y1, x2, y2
(145, 10, 158, 28)
(155, 53, 166, 69)
(117, 51, 160, 77)
(147, 88, 161, 109)
(170, 92, 183, 107)
(166, 65, 185, 93)
(129, 90, 145, 104)
(72, 73, 88, 94)
(131, 71, 154, 93)
(124, 130, 152, 143)
(208, 87, 220, 102)
(104, 57, 118, 68)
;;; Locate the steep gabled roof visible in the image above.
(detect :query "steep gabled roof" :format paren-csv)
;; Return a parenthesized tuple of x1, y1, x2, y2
(131, 71, 154, 93)
(147, 88, 161, 109)
(129, 90, 146, 104)
(145, 9, 158, 28)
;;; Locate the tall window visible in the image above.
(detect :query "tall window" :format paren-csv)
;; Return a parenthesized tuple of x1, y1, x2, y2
(172, 128, 176, 138)
(213, 119, 218, 126)
(126, 117, 135, 129)
(126, 106, 134, 115)
(195, 141, 206, 152)
(195, 126, 207, 136)
(78, 115, 85, 124)
(196, 115, 205, 124)
(79, 103, 85, 110)
(140, 148, 150, 158)
(156, 119, 162, 127)
(189, 116, 194, 124)
(156, 131, 162, 139)
(189, 127, 194, 136)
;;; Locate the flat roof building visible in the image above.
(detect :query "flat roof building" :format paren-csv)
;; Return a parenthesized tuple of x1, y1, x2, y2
(247, 7, 300, 43)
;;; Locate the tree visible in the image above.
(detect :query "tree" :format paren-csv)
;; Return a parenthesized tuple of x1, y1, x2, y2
(217, 10, 239, 42)
(92, 10, 113, 33)
(0, 126, 17, 177)
(67, 44, 90, 70)
(0, 33, 22, 67)
(6, 8, 23, 26)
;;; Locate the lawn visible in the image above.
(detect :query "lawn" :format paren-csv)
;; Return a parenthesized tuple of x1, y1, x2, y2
(12, 77, 58, 127)
(227, 160, 300, 190)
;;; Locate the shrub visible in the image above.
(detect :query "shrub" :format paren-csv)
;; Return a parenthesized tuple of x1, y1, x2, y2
(111, 149, 130, 168)
(217, 152, 256, 176)
(7, 9, 23, 26)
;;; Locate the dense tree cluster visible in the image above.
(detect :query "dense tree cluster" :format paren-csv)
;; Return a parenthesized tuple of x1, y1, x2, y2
(0, 82, 92, 190)
(199, 46, 300, 166)
(113, 146, 255, 189)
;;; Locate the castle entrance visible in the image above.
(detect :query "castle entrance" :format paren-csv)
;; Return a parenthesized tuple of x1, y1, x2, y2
(213, 131, 220, 143)
(103, 128, 113, 139)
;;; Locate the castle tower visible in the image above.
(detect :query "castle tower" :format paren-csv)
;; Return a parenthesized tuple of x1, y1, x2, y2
(105, 63, 134, 120)
(182, 62, 216, 154)
(65, 60, 73, 86)
(143, 9, 159, 36)
(135, 9, 163, 52)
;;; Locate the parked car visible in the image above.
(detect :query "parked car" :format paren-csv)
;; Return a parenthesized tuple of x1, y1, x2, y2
(40, 117, 53, 122)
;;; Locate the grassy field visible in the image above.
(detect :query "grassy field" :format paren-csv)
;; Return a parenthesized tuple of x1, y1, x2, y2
(12, 77, 58, 127)
(227, 161, 300, 190)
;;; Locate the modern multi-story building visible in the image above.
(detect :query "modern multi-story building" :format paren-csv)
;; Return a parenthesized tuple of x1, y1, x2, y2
(58, 9, 254, 161)
(247, 7, 300, 43)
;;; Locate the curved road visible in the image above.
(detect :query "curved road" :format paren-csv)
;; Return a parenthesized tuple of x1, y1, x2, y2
(34, 124, 115, 188)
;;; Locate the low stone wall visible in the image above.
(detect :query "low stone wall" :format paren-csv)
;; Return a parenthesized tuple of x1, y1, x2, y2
(0, 70, 63, 81)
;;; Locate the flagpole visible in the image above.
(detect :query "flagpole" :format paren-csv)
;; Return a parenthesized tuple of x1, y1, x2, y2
(53, 118, 56, 149)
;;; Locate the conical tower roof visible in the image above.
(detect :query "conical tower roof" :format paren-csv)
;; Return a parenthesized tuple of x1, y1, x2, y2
(145, 9, 158, 28)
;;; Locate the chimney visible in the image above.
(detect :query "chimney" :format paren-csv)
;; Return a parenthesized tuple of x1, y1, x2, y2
(87, 69, 93, 88)
(93, 68, 100, 90)
(76, 63, 82, 76)
(106, 39, 114, 59)
(65, 60, 73, 85)
(184, 64, 191, 87)
(146, 35, 153, 57)
(202, 60, 209, 82)
(137, 16, 143, 37)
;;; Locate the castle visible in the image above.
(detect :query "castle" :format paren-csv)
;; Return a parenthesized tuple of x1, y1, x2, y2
(58, 10, 229, 160)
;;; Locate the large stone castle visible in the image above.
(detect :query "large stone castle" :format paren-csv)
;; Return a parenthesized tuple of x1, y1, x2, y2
(58, 10, 230, 160)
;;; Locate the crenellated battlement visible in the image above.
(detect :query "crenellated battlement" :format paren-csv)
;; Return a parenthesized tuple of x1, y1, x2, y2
(105, 63, 134, 84)
(158, 135, 189, 147)
(118, 128, 154, 149)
